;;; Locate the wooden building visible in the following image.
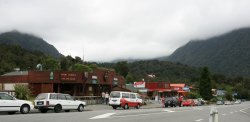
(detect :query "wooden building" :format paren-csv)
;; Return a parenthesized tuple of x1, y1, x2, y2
(0, 69, 126, 96)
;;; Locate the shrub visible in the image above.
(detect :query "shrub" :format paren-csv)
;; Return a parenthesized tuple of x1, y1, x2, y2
(14, 84, 32, 100)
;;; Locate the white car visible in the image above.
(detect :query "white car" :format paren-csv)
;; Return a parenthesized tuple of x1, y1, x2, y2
(0, 92, 34, 114)
(34, 93, 86, 113)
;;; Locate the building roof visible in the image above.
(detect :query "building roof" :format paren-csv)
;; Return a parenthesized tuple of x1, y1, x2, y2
(2, 71, 28, 76)
(170, 84, 186, 88)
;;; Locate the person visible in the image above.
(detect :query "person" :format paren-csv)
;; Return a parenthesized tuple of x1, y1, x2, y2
(101, 92, 105, 104)
(161, 96, 165, 108)
(178, 95, 183, 107)
(105, 92, 109, 105)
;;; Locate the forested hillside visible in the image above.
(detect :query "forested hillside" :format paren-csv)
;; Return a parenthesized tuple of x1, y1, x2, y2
(166, 27, 250, 77)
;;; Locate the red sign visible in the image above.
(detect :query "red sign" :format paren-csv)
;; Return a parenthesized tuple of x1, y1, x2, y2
(134, 82, 145, 88)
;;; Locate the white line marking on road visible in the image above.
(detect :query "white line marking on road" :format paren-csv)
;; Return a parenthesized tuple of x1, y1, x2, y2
(193, 108, 203, 110)
(89, 113, 116, 119)
(222, 113, 226, 116)
(240, 106, 250, 115)
(230, 112, 234, 114)
(163, 109, 175, 113)
(195, 119, 203, 121)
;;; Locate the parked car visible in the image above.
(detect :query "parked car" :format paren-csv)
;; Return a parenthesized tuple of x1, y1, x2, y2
(216, 100, 224, 105)
(182, 99, 195, 107)
(109, 91, 142, 109)
(235, 100, 242, 104)
(0, 92, 34, 114)
(164, 97, 178, 107)
(193, 99, 202, 106)
(224, 101, 233, 105)
(34, 93, 86, 113)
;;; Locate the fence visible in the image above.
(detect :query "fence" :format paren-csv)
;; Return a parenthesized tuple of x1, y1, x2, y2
(74, 96, 102, 105)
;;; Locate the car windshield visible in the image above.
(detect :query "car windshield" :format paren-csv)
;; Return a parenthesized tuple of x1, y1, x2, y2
(110, 92, 120, 98)
(36, 93, 47, 100)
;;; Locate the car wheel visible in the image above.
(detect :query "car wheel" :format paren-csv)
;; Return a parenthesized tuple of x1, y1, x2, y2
(136, 104, 140, 109)
(123, 104, 129, 109)
(54, 104, 62, 113)
(20, 105, 30, 114)
(78, 104, 84, 112)
(65, 110, 70, 112)
(112, 106, 117, 109)
(124, 104, 129, 109)
(40, 109, 48, 113)
(8, 112, 16, 115)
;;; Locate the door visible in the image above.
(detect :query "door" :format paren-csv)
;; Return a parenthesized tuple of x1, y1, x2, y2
(65, 94, 77, 109)
(129, 93, 136, 107)
(0, 93, 19, 111)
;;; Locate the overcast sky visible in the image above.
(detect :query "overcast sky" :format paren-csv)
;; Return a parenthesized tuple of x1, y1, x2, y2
(1, 0, 250, 61)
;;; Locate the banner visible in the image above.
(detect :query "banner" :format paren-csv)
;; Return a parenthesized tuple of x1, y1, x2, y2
(134, 82, 145, 88)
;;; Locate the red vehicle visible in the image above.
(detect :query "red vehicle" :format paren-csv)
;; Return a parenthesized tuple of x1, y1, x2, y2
(182, 99, 195, 107)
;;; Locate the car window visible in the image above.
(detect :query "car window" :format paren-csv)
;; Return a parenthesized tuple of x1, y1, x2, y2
(0, 93, 14, 100)
(65, 94, 74, 100)
(36, 93, 47, 100)
(130, 94, 136, 99)
(50, 94, 58, 100)
(58, 94, 66, 100)
(122, 93, 129, 98)
(110, 92, 120, 98)
(136, 94, 141, 99)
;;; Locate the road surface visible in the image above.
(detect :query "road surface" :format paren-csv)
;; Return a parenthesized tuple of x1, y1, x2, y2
(0, 102, 249, 122)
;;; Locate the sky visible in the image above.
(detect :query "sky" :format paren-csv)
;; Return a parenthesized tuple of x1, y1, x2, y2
(1, 0, 250, 62)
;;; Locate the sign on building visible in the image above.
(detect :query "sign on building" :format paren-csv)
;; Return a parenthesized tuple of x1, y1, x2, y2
(134, 82, 145, 88)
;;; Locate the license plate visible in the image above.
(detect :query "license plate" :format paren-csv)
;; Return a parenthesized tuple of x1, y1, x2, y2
(37, 101, 44, 105)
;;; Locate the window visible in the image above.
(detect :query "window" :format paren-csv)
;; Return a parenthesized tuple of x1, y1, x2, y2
(136, 94, 141, 99)
(130, 94, 136, 99)
(50, 94, 58, 100)
(65, 94, 74, 100)
(122, 93, 129, 98)
(110, 92, 120, 98)
(58, 94, 66, 100)
(35, 93, 47, 100)
(0, 93, 14, 100)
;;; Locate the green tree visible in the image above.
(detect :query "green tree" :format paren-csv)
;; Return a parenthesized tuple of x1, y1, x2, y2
(126, 73, 136, 84)
(44, 57, 59, 70)
(72, 63, 92, 72)
(115, 61, 129, 78)
(199, 67, 213, 100)
(14, 84, 32, 100)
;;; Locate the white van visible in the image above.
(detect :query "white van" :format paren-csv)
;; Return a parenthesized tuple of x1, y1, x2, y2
(109, 91, 142, 109)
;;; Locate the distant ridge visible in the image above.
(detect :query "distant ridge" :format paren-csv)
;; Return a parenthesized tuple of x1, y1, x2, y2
(0, 31, 63, 58)
(165, 27, 250, 77)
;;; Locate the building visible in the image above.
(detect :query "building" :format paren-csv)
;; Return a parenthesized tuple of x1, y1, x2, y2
(0, 69, 126, 96)
(131, 81, 190, 99)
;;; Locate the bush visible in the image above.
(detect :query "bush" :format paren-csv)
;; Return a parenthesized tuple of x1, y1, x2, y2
(14, 84, 32, 100)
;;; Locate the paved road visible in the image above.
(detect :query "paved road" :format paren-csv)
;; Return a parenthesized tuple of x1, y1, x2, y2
(0, 102, 250, 122)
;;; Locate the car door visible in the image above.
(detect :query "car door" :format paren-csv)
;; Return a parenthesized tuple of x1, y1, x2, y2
(0, 93, 19, 111)
(65, 94, 77, 109)
(58, 94, 68, 110)
(129, 93, 136, 107)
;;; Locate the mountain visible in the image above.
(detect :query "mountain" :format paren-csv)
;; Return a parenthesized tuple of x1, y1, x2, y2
(0, 31, 63, 58)
(166, 27, 250, 77)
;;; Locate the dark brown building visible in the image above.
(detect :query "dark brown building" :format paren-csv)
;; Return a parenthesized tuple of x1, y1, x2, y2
(0, 69, 126, 96)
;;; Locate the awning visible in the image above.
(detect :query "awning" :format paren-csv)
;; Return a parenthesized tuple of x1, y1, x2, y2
(148, 88, 172, 92)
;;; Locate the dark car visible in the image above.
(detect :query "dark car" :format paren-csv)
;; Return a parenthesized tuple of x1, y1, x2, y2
(164, 97, 178, 107)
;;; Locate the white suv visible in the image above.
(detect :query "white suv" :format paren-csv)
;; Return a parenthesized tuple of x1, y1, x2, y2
(0, 92, 34, 114)
(34, 93, 86, 113)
